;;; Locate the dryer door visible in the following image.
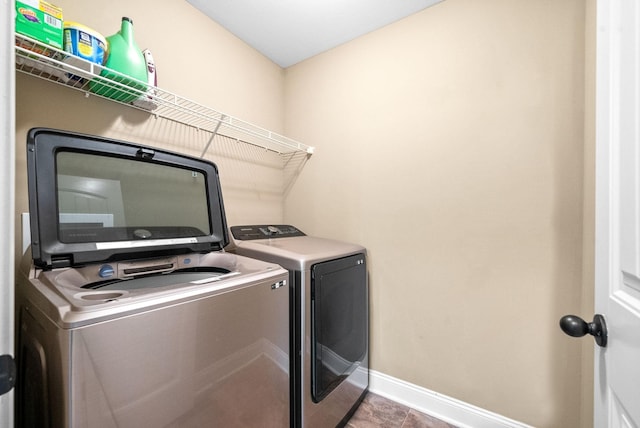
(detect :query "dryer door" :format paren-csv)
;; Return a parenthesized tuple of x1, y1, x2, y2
(310, 253, 367, 402)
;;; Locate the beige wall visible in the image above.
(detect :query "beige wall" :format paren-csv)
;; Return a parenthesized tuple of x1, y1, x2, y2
(581, 1, 596, 427)
(15, 0, 288, 262)
(14, 0, 595, 427)
(283, 1, 589, 427)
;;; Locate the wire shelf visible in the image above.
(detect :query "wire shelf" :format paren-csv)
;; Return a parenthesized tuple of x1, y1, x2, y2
(14, 33, 314, 157)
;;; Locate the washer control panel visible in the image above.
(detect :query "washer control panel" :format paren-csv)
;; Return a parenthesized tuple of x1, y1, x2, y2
(230, 225, 306, 240)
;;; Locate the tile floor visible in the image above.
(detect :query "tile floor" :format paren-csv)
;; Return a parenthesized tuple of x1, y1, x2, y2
(346, 393, 458, 428)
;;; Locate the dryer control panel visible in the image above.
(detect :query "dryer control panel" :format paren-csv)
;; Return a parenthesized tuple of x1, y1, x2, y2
(230, 225, 306, 240)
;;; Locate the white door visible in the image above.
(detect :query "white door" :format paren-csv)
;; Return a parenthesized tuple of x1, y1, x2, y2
(594, 0, 640, 426)
(0, 0, 15, 426)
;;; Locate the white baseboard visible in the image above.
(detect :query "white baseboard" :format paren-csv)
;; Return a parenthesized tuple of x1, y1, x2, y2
(369, 370, 534, 428)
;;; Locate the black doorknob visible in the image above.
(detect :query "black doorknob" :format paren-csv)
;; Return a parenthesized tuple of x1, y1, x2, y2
(559, 314, 607, 347)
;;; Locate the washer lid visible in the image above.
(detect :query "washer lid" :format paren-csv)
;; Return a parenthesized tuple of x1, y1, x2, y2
(26, 128, 229, 269)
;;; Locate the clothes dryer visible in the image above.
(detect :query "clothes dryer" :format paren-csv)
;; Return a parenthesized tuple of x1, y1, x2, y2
(228, 225, 369, 428)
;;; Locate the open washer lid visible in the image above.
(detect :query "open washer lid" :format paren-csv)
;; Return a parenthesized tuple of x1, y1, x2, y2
(26, 128, 229, 269)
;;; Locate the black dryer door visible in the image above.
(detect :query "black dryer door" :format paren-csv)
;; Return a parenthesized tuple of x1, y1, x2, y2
(311, 253, 367, 402)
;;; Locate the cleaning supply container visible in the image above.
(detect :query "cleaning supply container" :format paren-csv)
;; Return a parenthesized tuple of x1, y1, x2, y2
(62, 21, 106, 80)
(132, 48, 158, 111)
(89, 17, 147, 103)
(15, 0, 64, 49)
(63, 22, 106, 65)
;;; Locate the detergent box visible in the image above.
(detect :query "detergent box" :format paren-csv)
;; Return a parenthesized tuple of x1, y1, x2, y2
(16, 0, 64, 49)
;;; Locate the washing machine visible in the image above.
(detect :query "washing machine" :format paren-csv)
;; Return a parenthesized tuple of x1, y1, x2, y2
(228, 225, 369, 428)
(15, 128, 290, 427)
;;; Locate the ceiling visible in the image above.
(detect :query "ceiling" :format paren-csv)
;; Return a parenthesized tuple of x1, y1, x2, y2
(186, 0, 444, 68)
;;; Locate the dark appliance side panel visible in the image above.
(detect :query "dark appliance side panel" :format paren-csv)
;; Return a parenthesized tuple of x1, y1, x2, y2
(291, 270, 302, 428)
(310, 253, 367, 403)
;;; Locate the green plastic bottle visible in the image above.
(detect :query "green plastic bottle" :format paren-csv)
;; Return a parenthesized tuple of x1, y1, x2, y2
(90, 17, 147, 103)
